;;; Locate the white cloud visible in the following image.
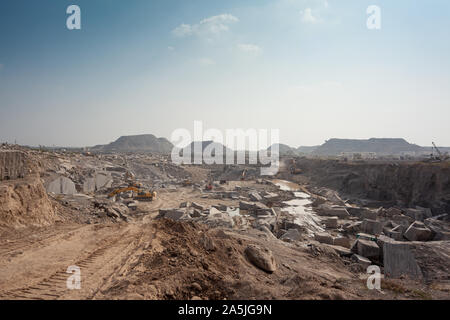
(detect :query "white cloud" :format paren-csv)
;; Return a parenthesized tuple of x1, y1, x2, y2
(172, 14, 239, 38)
(198, 58, 216, 66)
(300, 8, 320, 24)
(237, 43, 263, 55)
(172, 24, 193, 37)
(167, 46, 175, 52)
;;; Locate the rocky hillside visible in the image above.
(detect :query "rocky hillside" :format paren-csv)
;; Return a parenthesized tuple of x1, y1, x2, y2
(91, 134, 173, 154)
(293, 158, 450, 213)
(312, 138, 424, 156)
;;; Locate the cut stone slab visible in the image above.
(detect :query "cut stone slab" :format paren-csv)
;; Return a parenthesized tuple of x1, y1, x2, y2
(352, 254, 372, 268)
(351, 239, 380, 260)
(209, 207, 222, 215)
(280, 229, 302, 242)
(424, 216, 450, 241)
(314, 232, 334, 245)
(165, 209, 188, 221)
(204, 212, 234, 228)
(361, 210, 378, 220)
(405, 208, 432, 222)
(249, 192, 262, 202)
(356, 233, 377, 241)
(383, 241, 422, 279)
(384, 227, 404, 241)
(244, 244, 277, 273)
(47, 176, 76, 195)
(343, 221, 362, 233)
(317, 205, 350, 219)
(361, 219, 383, 235)
(192, 202, 207, 211)
(404, 221, 433, 242)
(333, 236, 351, 248)
(327, 245, 353, 257)
(322, 216, 339, 228)
(384, 240, 450, 280)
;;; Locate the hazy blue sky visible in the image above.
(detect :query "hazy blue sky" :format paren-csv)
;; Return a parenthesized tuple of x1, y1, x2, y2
(0, 0, 449, 147)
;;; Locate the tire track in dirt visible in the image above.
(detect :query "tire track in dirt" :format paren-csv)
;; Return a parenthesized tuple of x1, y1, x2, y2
(0, 232, 128, 300)
(0, 225, 83, 257)
(89, 226, 155, 299)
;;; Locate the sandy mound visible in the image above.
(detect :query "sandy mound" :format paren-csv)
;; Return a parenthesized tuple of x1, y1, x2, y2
(0, 176, 57, 228)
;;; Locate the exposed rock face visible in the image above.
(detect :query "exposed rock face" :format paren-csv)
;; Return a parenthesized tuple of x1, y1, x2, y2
(46, 176, 77, 195)
(0, 151, 28, 181)
(0, 177, 56, 228)
(244, 244, 277, 273)
(295, 158, 450, 212)
(383, 241, 450, 281)
(83, 172, 113, 193)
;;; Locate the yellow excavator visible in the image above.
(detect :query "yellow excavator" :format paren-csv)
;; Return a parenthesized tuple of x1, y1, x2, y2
(108, 186, 156, 202)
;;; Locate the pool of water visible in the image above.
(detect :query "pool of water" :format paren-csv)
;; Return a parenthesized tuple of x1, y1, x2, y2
(275, 180, 324, 234)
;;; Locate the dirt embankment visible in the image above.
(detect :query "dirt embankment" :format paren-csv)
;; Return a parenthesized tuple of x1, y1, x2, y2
(0, 176, 57, 228)
(291, 159, 450, 212)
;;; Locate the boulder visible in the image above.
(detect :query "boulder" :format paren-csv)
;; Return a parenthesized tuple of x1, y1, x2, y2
(404, 221, 433, 241)
(244, 244, 277, 273)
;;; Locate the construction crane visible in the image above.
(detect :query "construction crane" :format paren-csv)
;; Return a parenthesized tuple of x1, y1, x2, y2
(427, 142, 449, 162)
(432, 142, 444, 160)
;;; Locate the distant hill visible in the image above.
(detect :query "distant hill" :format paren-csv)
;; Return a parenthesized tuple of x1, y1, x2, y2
(267, 144, 298, 156)
(180, 141, 234, 155)
(312, 138, 425, 156)
(297, 146, 318, 154)
(91, 134, 173, 154)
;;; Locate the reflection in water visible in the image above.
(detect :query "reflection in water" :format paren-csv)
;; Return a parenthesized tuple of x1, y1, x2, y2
(274, 180, 324, 235)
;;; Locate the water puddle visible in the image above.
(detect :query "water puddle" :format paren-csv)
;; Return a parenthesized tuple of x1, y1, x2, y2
(274, 180, 324, 235)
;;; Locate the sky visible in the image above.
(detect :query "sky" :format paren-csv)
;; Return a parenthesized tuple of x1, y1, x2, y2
(0, 0, 449, 148)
